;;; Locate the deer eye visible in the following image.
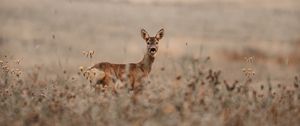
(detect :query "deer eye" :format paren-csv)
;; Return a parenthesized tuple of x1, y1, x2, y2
(156, 42, 158, 44)
(147, 42, 150, 45)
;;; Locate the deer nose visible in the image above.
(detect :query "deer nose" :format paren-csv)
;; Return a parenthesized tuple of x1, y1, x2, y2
(150, 48, 156, 52)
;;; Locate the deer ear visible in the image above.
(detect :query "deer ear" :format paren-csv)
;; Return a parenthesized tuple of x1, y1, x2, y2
(155, 28, 164, 40)
(141, 29, 149, 41)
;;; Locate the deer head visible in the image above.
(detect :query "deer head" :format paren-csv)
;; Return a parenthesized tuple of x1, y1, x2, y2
(141, 28, 164, 57)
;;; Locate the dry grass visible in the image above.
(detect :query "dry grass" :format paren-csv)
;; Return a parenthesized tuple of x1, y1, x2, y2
(1, 54, 300, 126)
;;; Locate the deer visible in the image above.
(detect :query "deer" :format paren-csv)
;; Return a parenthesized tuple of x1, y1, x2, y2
(85, 28, 164, 93)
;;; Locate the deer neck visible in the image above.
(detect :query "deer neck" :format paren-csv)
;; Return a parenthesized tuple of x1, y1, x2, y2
(138, 53, 155, 73)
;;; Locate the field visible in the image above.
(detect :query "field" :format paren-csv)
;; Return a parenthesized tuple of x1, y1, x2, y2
(1, 0, 300, 125)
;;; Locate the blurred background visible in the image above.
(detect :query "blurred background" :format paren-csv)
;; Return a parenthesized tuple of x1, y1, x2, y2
(1, 0, 300, 81)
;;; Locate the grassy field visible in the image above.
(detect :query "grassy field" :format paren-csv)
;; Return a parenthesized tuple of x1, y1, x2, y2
(1, 0, 300, 125)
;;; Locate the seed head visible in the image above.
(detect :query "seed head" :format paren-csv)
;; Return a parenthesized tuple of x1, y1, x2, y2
(82, 51, 87, 55)
(89, 50, 95, 58)
(79, 66, 84, 72)
(15, 59, 21, 64)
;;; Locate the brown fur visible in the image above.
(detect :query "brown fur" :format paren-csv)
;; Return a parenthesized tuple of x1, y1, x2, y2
(90, 28, 164, 92)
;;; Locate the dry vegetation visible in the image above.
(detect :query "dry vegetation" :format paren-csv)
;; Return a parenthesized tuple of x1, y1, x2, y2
(1, 0, 300, 126)
(1, 53, 300, 126)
